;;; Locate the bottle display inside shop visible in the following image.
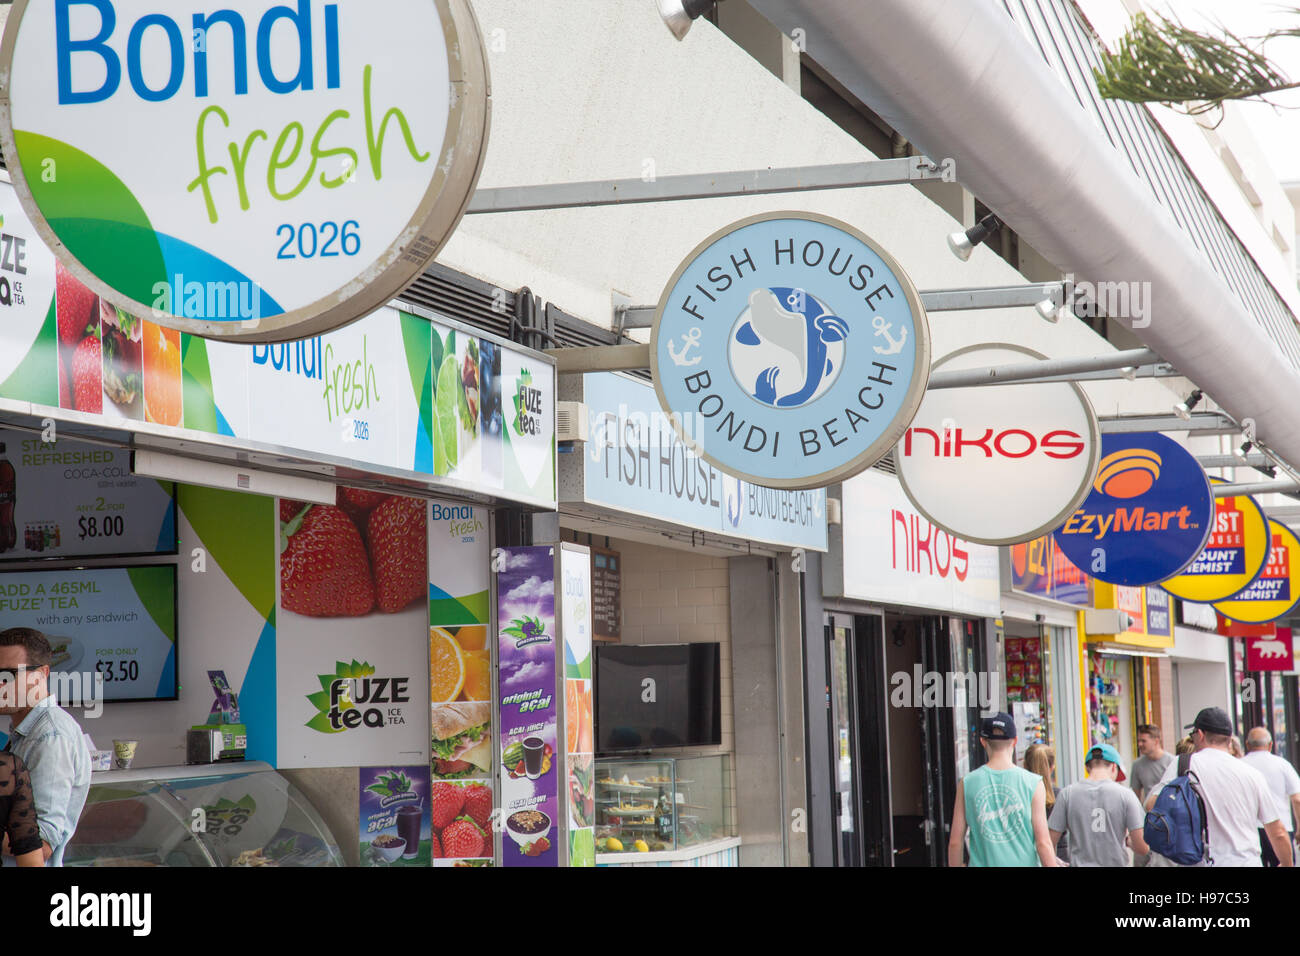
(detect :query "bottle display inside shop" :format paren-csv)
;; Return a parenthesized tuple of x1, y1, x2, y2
(0, 443, 14, 552)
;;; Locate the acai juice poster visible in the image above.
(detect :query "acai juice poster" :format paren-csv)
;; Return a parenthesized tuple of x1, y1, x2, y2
(360, 765, 431, 866)
(497, 546, 559, 867)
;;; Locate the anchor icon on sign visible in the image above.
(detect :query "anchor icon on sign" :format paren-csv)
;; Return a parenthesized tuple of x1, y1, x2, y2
(668, 327, 703, 366)
(872, 315, 907, 355)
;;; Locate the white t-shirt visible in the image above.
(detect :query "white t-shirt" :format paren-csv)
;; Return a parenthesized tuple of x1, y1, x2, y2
(1241, 751, 1300, 831)
(1157, 748, 1278, 867)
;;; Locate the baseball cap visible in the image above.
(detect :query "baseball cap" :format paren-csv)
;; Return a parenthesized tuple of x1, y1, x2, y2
(1084, 743, 1127, 782)
(980, 712, 1016, 739)
(1184, 706, 1233, 737)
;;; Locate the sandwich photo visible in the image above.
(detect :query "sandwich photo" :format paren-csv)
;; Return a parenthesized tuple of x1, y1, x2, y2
(431, 701, 491, 779)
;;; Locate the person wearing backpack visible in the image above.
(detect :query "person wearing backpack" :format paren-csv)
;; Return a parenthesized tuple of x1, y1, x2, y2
(1048, 743, 1148, 866)
(1144, 707, 1293, 867)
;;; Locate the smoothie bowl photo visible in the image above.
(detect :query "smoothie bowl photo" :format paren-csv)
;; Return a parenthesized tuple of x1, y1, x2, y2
(371, 834, 407, 862)
(504, 809, 551, 848)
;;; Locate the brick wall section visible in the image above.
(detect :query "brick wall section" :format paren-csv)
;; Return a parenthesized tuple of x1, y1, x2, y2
(597, 535, 738, 835)
(1148, 656, 1177, 750)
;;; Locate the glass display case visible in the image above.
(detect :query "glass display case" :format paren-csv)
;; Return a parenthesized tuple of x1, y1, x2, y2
(65, 762, 345, 867)
(594, 754, 733, 855)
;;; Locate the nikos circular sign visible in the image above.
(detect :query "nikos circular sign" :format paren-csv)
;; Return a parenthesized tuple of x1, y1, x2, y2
(1052, 432, 1214, 587)
(650, 213, 930, 489)
(0, 0, 489, 342)
(896, 344, 1099, 546)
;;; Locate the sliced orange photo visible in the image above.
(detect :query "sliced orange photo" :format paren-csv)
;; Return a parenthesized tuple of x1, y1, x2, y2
(143, 322, 182, 426)
(461, 649, 491, 701)
(565, 680, 580, 754)
(453, 625, 487, 651)
(430, 627, 466, 702)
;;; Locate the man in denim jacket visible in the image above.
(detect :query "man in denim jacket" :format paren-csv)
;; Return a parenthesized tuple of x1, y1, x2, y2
(0, 628, 90, 866)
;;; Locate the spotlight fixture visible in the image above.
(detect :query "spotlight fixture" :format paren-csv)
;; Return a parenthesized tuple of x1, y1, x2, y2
(1259, 464, 1278, 479)
(1235, 440, 1254, 462)
(1120, 367, 1137, 381)
(946, 214, 1001, 262)
(1173, 389, 1203, 421)
(656, 0, 715, 40)
(1034, 297, 1060, 322)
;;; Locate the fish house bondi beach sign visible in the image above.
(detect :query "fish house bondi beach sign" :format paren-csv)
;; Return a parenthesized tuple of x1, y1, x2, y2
(0, 0, 490, 342)
(650, 212, 931, 490)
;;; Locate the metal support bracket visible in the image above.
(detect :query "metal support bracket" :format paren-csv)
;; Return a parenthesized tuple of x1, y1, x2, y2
(1214, 479, 1300, 497)
(927, 348, 1161, 390)
(466, 156, 949, 214)
(1099, 413, 1239, 434)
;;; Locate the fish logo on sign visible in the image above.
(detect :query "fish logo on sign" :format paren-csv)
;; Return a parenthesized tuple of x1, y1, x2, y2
(730, 287, 849, 408)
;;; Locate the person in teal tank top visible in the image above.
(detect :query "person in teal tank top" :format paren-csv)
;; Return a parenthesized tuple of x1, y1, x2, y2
(948, 712, 1059, 867)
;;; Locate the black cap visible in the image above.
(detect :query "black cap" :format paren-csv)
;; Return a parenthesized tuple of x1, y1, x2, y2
(980, 712, 1016, 739)
(1184, 706, 1233, 737)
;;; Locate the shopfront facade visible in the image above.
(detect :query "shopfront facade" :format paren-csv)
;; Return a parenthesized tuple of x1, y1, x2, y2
(0, 175, 574, 865)
(819, 468, 1000, 867)
(551, 369, 827, 867)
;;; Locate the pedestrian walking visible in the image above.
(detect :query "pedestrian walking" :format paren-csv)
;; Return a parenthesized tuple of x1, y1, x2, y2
(1048, 744, 1148, 867)
(1129, 723, 1173, 866)
(948, 713, 1057, 867)
(1024, 743, 1068, 864)
(0, 628, 91, 867)
(1145, 707, 1292, 867)
(1241, 727, 1300, 867)
(0, 751, 43, 866)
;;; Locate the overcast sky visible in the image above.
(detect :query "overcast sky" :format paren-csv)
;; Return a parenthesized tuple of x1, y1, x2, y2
(1164, 1, 1300, 182)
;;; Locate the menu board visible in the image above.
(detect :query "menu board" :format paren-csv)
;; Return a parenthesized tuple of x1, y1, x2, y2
(0, 564, 177, 702)
(591, 547, 621, 642)
(0, 430, 176, 561)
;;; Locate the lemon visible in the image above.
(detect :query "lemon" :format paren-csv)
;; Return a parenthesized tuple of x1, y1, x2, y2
(606, 837, 624, 852)
(634, 839, 649, 852)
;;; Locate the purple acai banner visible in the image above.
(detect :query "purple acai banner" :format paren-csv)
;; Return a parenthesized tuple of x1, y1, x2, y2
(497, 546, 559, 867)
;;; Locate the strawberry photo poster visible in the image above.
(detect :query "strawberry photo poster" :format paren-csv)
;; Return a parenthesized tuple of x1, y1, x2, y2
(497, 546, 560, 867)
(275, 491, 431, 768)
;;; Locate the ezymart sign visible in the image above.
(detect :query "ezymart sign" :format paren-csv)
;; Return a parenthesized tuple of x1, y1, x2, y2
(0, 0, 489, 342)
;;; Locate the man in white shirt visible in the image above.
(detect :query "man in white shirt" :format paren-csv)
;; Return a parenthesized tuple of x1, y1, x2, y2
(1241, 726, 1300, 867)
(1145, 707, 1292, 867)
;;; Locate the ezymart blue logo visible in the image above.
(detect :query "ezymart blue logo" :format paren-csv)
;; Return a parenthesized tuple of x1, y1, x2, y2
(1053, 432, 1213, 586)
(652, 213, 930, 490)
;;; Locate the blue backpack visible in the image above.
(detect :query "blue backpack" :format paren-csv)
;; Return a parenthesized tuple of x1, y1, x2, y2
(1143, 753, 1211, 866)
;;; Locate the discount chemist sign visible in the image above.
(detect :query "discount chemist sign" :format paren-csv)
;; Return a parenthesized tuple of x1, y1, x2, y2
(0, 0, 490, 342)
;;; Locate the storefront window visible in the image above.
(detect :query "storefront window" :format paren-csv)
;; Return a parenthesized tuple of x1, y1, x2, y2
(1088, 652, 1137, 769)
(1271, 674, 1290, 763)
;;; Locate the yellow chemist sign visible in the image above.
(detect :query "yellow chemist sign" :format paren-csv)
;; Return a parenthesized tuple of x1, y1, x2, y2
(1213, 519, 1300, 624)
(1160, 482, 1268, 603)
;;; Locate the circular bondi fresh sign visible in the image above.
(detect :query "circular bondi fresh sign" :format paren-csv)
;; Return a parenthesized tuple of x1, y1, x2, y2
(0, 0, 490, 343)
(650, 212, 930, 490)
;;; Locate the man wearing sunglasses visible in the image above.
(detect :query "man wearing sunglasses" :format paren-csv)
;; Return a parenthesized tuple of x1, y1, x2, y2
(0, 628, 90, 866)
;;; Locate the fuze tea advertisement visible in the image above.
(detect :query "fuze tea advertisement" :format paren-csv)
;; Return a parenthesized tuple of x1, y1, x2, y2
(0, 429, 176, 560)
(276, 492, 430, 768)
(497, 546, 559, 867)
(360, 765, 432, 867)
(0, 0, 489, 341)
(0, 565, 177, 701)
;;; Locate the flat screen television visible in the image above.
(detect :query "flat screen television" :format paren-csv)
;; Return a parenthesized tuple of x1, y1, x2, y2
(595, 643, 721, 752)
(0, 564, 178, 703)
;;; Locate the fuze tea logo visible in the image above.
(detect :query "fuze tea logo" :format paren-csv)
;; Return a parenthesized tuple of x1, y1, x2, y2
(1053, 432, 1213, 587)
(651, 212, 930, 490)
(306, 659, 412, 733)
(0, 0, 489, 342)
(0, 214, 31, 309)
(513, 368, 544, 437)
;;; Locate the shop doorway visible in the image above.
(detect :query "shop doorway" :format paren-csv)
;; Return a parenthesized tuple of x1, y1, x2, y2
(825, 610, 985, 867)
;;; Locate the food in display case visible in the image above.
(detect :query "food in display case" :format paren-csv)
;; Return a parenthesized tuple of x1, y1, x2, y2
(594, 755, 734, 858)
(65, 763, 344, 867)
